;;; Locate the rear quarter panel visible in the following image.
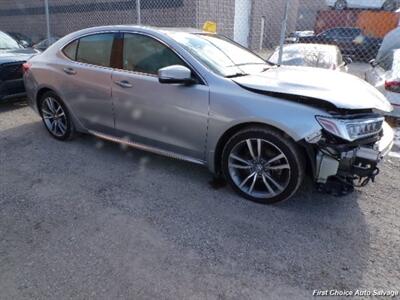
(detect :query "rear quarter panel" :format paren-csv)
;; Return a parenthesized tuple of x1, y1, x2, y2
(24, 52, 87, 132)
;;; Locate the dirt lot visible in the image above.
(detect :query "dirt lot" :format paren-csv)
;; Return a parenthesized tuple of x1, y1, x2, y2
(0, 101, 399, 299)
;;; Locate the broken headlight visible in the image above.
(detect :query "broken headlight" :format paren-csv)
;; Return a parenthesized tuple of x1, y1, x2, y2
(316, 115, 384, 142)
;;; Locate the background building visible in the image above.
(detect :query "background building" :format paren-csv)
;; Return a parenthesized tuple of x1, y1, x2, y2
(0, 0, 302, 50)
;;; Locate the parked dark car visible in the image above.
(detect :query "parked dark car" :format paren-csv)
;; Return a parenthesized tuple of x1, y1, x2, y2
(285, 30, 315, 43)
(6, 32, 34, 48)
(298, 27, 382, 61)
(0, 31, 38, 102)
(33, 36, 60, 52)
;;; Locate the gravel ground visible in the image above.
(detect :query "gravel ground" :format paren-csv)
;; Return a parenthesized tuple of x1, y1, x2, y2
(0, 101, 399, 300)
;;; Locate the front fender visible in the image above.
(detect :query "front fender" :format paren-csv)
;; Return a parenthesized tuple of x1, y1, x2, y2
(206, 83, 328, 173)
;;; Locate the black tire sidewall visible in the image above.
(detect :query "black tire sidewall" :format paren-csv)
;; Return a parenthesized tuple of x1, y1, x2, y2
(39, 91, 73, 141)
(222, 128, 304, 204)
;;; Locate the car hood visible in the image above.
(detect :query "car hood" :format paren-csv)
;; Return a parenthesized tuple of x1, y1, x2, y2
(232, 66, 392, 113)
(0, 48, 38, 64)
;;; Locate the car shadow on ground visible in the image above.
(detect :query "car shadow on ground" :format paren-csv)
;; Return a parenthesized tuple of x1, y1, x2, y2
(0, 119, 371, 295)
(0, 99, 28, 113)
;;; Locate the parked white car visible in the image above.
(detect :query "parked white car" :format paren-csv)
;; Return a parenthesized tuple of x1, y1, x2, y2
(366, 49, 400, 117)
(268, 44, 351, 72)
(326, 0, 399, 11)
(376, 26, 400, 63)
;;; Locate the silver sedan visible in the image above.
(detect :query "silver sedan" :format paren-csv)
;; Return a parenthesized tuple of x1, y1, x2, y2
(24, 26, 394, 204)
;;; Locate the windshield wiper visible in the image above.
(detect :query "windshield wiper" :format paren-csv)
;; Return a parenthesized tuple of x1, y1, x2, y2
(266, 60, 277, 66)
(228, 62, 268, 67)
(261, 61, 278, 72)
(226, 73, 248, 78)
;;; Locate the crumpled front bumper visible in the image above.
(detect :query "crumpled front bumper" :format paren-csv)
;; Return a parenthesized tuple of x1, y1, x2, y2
(373, 122, 394, 157)
(316, 121, 394, 184)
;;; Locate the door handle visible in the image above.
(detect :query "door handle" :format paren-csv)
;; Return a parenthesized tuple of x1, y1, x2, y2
(63, 67, 76, 75)
(114, 80, 133, 88)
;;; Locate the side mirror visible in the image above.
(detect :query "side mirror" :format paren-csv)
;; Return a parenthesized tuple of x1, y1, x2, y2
(158, 65, 195, 85)
(369, 59, 378, 67)
(343, 56, 353, 66)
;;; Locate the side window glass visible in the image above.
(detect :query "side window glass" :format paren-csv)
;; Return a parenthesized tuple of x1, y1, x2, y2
(349, 29, 360, 38)
(123, 33, 185, 74)
(378, 52, 393, 71)
(62, 40, 78, 60)
(341, 29, 351, 37)
(76, 33, 114, 67)
(325, 29, 337, 38)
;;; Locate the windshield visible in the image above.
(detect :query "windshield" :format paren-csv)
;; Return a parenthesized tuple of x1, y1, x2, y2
(168, 32, 268, 77)
(0, 31, 21, 50)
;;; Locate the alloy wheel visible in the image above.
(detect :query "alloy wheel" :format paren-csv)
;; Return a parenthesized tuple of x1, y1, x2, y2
(228, 138, 291, 199)
(41, 97, 68, 137)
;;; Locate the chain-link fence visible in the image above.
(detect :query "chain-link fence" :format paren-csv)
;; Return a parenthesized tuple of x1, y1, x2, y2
(0, 0, 399, 64)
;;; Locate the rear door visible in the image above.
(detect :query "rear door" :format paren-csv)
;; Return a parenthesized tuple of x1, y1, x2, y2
(60, 32, 116, 133)
(111, 32, 209, 160)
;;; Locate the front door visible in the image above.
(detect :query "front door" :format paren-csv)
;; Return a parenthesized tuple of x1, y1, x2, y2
(111, 33, 209, 160)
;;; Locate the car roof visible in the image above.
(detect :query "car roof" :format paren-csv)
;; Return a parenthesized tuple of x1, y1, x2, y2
(327, 27, 360, 30)
(75, 25, 207, 35)
(321, 27, 362, 34)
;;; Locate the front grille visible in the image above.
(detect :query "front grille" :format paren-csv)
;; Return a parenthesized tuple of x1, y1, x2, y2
(0, 62, 24, 81)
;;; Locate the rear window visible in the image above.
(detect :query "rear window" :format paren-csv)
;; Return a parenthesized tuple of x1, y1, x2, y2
(76, 33, 114, 67)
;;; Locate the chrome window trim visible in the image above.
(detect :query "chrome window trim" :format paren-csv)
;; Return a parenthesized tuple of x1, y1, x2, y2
(59, 29, 208, 85)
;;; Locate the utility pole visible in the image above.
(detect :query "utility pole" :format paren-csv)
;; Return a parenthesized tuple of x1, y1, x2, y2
(136, 0, 141, 24)
(44, 0, 51, 45)
(278, 0, 290, 65)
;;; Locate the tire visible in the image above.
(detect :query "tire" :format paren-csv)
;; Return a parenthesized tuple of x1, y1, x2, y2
(221, 127, 305, 204)
(383, 0, 396, 11)
(334, 0, 347, 10)
(39, 91, 75, 141)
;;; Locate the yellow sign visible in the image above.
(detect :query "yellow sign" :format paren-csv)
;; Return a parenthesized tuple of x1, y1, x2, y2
(203, 21, 217, 33)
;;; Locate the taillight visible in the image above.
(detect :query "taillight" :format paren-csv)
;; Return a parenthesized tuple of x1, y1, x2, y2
(385, 80, 400, 93)
(22, 62, 31, 74)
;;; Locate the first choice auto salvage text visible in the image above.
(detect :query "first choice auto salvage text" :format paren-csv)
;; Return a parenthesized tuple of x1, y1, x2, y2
(312, 289, 399, 297)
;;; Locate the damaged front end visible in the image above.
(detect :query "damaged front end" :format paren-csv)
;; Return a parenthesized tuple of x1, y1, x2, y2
(304, 113, 394, 195)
